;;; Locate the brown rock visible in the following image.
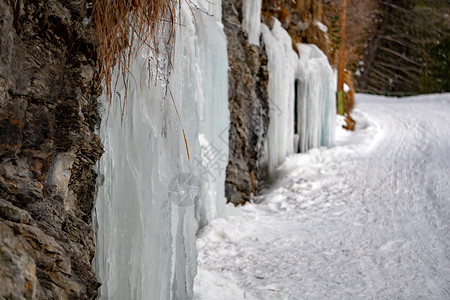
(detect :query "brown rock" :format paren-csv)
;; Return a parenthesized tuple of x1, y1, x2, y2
(0, 222, 37, 300)
(0, 0, 102, 298)
(223, 0, 270, 205)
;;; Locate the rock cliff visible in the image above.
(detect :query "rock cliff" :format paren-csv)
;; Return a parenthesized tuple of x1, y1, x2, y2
(0, 0, 102, 298)
(223, 0, 270, 205)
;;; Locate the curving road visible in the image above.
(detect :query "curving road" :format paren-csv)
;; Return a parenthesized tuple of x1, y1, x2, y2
(195, 94, 450, 299)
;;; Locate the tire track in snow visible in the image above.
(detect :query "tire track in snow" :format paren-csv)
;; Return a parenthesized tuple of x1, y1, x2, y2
(355, 97, 450, 299)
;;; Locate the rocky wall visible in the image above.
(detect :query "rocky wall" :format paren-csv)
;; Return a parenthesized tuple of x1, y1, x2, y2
(0, 0, 102, 298)
(223, 0, 270, 205)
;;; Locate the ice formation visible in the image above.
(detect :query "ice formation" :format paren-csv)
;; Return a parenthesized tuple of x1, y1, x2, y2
(260, 20, 336, 174)
(261, 20, 298, 175)
(242, 0, 262, 45)
(93, 0, 337, 296)
(194, 2, 229, 228)
(93, 1, 229, 299)
(296, 43, 336, 152)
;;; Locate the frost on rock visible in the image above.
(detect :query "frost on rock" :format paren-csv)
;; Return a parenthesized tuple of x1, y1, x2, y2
(242, 0, 262, 45)
(261, 20, 298, 176)
(296, 43, 336, 152)
(93, 1, 229, 299)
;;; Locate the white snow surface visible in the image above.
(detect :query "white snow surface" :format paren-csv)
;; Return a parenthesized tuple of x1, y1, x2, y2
(195, 93, 450, 299)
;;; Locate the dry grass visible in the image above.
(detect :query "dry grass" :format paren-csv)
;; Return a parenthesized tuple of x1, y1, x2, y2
(93, 0, 193, 159)
(92, 0, 180, 101)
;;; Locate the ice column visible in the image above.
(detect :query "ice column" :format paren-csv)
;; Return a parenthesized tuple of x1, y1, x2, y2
(261, 20, 298, 175)
(259, 20, 335, 174)
(93, 1, 229, 299)
(296, 44, 336, 152)
(193, 1, 229, 228)
(242, 0, 262, 45)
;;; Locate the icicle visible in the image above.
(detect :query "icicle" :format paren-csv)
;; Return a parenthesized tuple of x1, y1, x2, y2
(296, 44, 336, 152)
(261, 20, 298, 175)
(94, 1, 229, 298)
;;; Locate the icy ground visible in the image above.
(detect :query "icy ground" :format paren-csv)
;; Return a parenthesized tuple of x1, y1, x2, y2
(194, 94, 450, 299)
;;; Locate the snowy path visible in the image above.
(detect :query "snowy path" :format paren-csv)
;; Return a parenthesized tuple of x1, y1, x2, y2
(194, 94, 450, 299)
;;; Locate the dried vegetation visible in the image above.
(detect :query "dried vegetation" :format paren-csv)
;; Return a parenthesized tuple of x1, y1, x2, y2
(262, 0, 330, 58)
(92, 0, 179, 101)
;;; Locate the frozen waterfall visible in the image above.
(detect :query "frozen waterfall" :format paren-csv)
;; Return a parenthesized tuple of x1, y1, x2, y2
(195, 3, 229, 228)
(296, 44, 336, 152)
(242, 0, 262, 45)
(260, 19, 336, 175)
(93, 0, 337, 297)
(93, 1, 229, 299)
(261, 20, 298, 176)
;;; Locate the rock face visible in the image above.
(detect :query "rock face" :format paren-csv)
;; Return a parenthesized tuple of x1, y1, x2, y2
(223, 0, 270, 205)
(0, 0, 102, 298)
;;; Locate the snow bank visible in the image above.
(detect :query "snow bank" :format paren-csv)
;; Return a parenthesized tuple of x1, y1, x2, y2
(94, 1, 228, 298)
(194, 268, 258, 300)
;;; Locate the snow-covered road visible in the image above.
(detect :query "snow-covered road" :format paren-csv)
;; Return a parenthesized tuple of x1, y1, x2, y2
(194, 94, 450, 299)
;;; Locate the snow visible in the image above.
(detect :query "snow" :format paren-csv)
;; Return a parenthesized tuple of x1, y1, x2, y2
(296, 44, 336, 152)
(261, 20, 298, 176)
(194, 93, 450, 299)
(242, 0, 262, 45)
(344, 82, 350, 93)
(195, 268, 258, 300)
(94, 1, 228, 298)
(314, 20, 328, 33)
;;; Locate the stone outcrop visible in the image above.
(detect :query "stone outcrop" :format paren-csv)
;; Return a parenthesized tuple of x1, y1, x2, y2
(223, 0, 270, 205)
(0, 0, 102, 298)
